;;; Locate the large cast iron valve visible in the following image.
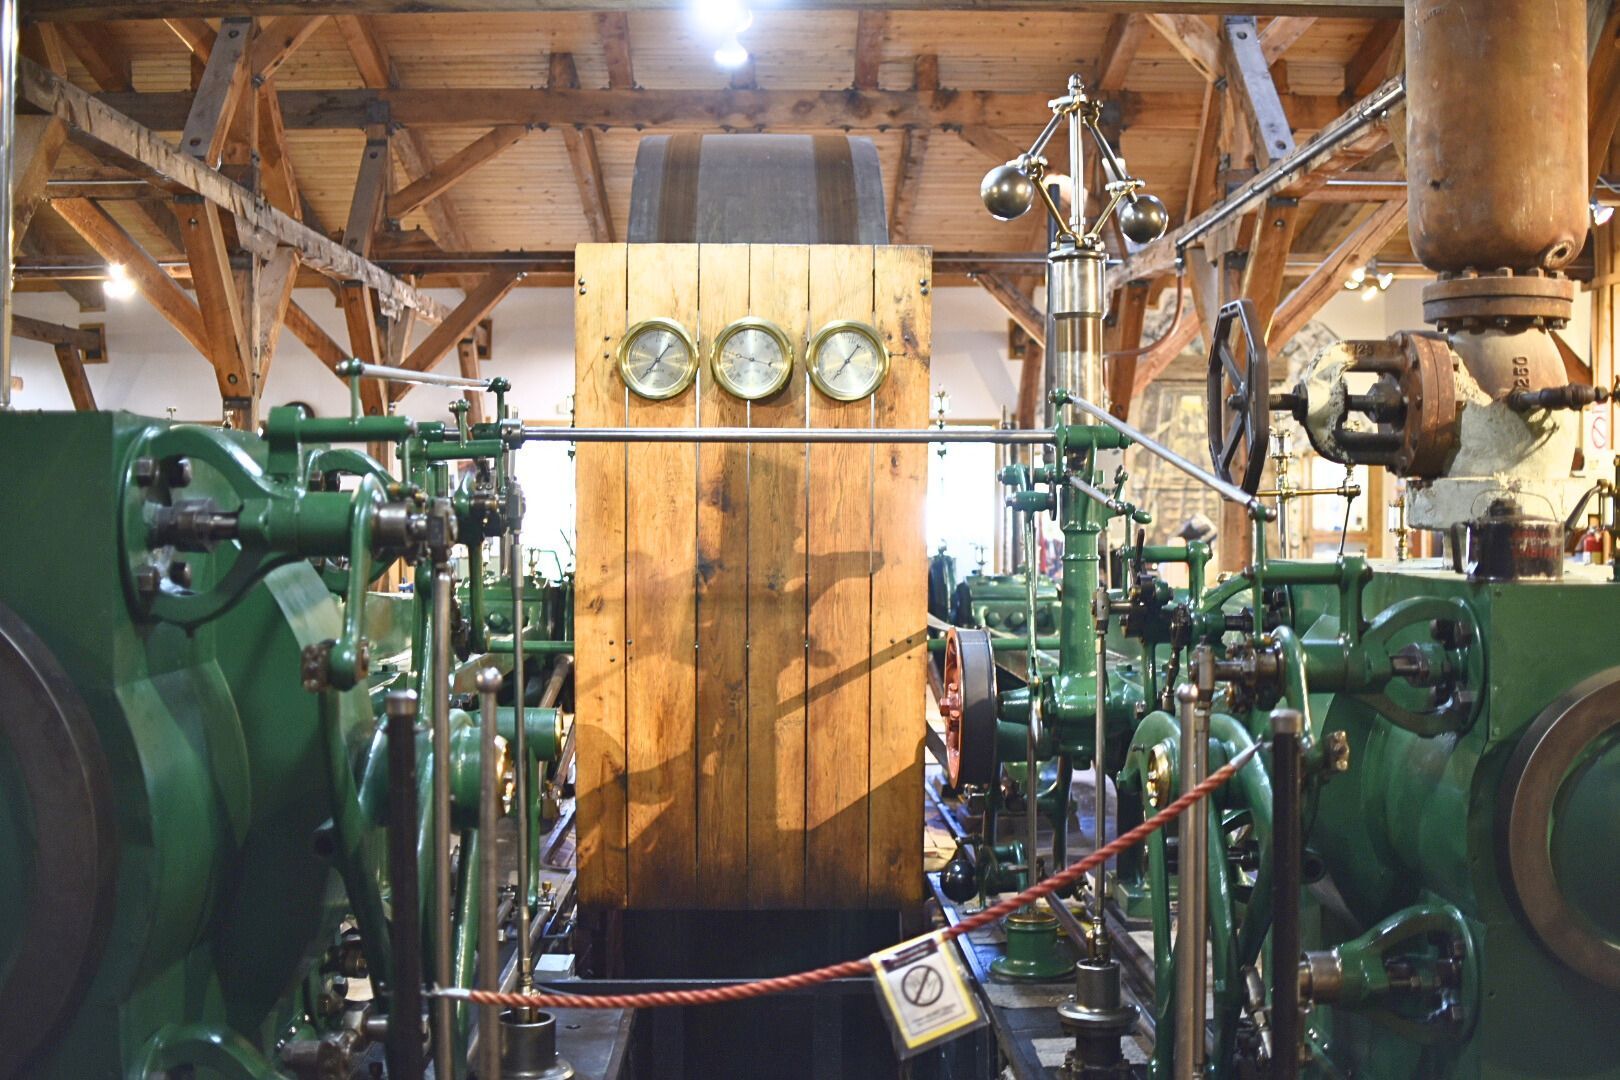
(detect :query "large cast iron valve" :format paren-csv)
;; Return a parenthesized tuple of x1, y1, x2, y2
(1206, 299, 1271, 496)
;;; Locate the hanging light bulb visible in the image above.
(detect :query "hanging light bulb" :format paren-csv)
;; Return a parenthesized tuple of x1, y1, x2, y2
(713, 37, 749, 69)
(103, 262, 136, 301)
(692, 0, 751, 35)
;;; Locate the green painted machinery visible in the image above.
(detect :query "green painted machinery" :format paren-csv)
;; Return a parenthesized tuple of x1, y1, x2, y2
(0, 396, 561, 1079)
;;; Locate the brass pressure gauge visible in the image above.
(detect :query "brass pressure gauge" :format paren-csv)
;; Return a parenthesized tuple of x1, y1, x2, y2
(807, 320, 889, 402)
(711, 317, 795, 400)
(617, 318, 699, 400)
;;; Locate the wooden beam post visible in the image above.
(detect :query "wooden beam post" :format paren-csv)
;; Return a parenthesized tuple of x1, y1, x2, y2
(181, 17, 253, 167)
(976, 271, 1045, 346)
(249, 15, 327, 82)
(1096, 14, 1146, 91)
(1271, 197, 1407, 347)
(54, 345, 97, 411)
(1104, 281, 1149, 419)
(53, 197, 209, 355)
(11, 115, 69, 251)
(176, 196, 255, 424)
(889, 54, 936, 243)
(549, 53, 615, 242)
(597, 12, 635, 88)
(387, 124, 531, 220)
(853, 11, 887, 89)
(457, 337, 486, 423)
(1145, 13, 1221, 82)
(1222, 15, 1297, 167)
(391, 270, 524, 400)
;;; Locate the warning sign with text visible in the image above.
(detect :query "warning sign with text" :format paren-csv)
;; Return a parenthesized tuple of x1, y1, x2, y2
(869, 932, 986, 1056)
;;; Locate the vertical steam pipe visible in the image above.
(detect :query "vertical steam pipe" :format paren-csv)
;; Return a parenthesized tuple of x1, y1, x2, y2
(0, 0, 18, 409)
(510, 535, 534, 1002)
(1175, 683, 1209, 1080)
(476, 667, 504, 1080)
(1093, 599, 1108, 934)
(431, 566, 455, 1080)
(386, 690, 426, 1080)
(1270, 708, 1304, 1080)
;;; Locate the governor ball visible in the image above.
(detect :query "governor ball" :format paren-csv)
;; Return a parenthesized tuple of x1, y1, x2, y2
(980, 164, 1036, 221)
(1120, 193, 1171, 245)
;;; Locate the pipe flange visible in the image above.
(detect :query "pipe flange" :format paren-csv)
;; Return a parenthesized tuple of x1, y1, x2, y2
(1498, 668, 1620, 989)
(1422, 270, 1575, 327)
(1391, 332, 1461, 477)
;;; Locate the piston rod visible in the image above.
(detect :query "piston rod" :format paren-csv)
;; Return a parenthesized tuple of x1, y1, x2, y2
(385, 691, 426, 1080)
(520, 426, 1052, 445)
(338, 358, 494, 391)
(1175, 683, 1209, 1080)
(510, 538, 535, 1004)
(476, 667, 503, 1080)
(430, 566, 456, 1080)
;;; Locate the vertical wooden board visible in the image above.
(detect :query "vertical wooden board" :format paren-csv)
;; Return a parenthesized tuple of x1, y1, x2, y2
(573, 242, 629, 908)
(804, 244, 876, 909)
(868, 246, 930, 909)
(745, 244, 811, 908)
(624, 243, 701, 909)
(695, 244, 751, 905)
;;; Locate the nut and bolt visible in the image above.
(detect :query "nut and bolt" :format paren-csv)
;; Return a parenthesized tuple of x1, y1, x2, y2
(169, 560, 192, 589)
(134, 564, 161, 596)
(132, 456, 159, 486)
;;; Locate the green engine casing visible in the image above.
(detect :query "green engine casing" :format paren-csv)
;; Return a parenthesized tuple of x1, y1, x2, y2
(0, 411, 372, 1078)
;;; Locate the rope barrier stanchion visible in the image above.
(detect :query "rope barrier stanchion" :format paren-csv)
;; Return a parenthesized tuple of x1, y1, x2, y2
(435, 741, 1260, 1013)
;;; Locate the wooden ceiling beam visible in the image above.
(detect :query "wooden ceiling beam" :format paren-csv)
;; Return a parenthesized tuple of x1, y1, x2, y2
(28, 1, 1406, 16)
(1103, 280, 1149, 420)
(12, 116, 70, 251)
(180, 17, 252, 167)
(1260, 16, 1315, 62)
(53, 196, 210, 354)
(55, 21, 131, 91)
(391, 270, 524, 400)
(98, 85, 1348, 134)
(888, 54, 936, 244)
(249, 15, 327, 82)
(12, 314, 107, 355)
(1109, 75, 1401, 290)
(853, 11, 887, 89)
(54, 344, 99, 411)
(1270, 196, 1406, 346)
(457, 338, 486, 424)
(597, 12, 635, 88)
(1343, 20, 1399, 100)
(549, 52, 615, 243)
(1095, 14, 1145, 92)
(1221, 15, 1297, 168)
(1590, 3, 1620, 188)
(23, 58, 451, 322)
(388, 124, 529, 220)
(1128, 289, 1202, 394)
(163, 17, 216, 58)
(334, 13, 472, 253)
(255, 247, 300, 384)
(1144, 13, 1221, 83)
(175, 196, 254, 401)
(975, 271, 1044, 347)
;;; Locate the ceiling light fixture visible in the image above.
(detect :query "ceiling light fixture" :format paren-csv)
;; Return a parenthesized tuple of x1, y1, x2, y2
(103, 262, 136, 301)
(693, 0, 752, 35)
(1344, 259, 1393, 303)
(1593, 198, 1616, 228)
(713, 37, 750, 69)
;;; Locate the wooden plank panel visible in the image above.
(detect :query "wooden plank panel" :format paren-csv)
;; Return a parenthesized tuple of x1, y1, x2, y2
(745, 244, 811, 908)
(695, 243, 751, 906)
(868, 246, 929, 909)
(804, 244, 875, 909)
(574, 241, 630, 909)
(623, 243, 700, 909)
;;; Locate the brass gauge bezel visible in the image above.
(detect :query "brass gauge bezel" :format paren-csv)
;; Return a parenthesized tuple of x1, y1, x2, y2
(806, 319, 890, 402)
(710, 316, 796, 401)
(617, 317, 700, 401)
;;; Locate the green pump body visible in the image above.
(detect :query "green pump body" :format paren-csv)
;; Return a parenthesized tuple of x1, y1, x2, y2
(0, 411, 373, 1078)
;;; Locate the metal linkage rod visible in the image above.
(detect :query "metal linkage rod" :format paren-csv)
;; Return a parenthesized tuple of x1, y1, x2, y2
(476, 667, 504, 1080)
(1271, 708, 1305, 1080)
(1175, 683, 1210, 1080)
(519, 426, 1053, 445)
(1068, 474, 1132, 516)
(430, 566, 456, 1080)
(1063, 395, 1274, 518)
(338, 357, 493, 391)
(385, 691, 426, 1080)
(509, 539, 534, 1004)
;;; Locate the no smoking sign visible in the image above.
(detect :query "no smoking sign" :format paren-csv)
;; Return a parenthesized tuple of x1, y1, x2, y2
(869, 932, 986, 1056)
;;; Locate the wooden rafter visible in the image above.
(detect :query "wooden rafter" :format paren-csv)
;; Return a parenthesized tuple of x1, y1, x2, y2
(163, 17, 215, 57)
(976, 271, 1044, 347)
(255, 247, 301, 383)
(1244, 195, 1301, 341)
(854, 11, 887, 89)
(334, 13, 472, 253)
(27, 1, 1409, 16)
(12, 314, 106, 356)
(1270, 197, 1407, 346)
(457, 337, 486, 423)
(249, 15, 327, 81)
(54, 345, 98, 411)
(1145, 13, 1221, 82)
(1103, 281, 1149, 419)
(549, 53, 615, 243)
(1096, 14, 1145, 92)
(1129, 291, 1202, 395)
(889, 54, 936, 243)
(387, 124, 530, 220)
(1590, 4, 1620, 187)
(12, 116, 70, 251)
(22, 59, 450, 322)
(53, 197, 209, 355)
(181, 17, 252, 167)
(285, 300, 350, 375)
(99, 85, 1348, 136)
(176, 196, 254, 407)
(1343, 20, 1398, 100)
(56, 21, 130, 90)
(1222, 16, 1296, 167)
(1260, 16, 1315, 62)
(597, 12, 635, 88)
(391, 270, 524, 400)
(257, 82, 302, 219)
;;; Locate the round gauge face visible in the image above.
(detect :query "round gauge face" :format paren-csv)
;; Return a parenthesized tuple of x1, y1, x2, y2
(712, 318, 794, 400)
(618, 318, 698, 400)
(808, 321, 890, 402)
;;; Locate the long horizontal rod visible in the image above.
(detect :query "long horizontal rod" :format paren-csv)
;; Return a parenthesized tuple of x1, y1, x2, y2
(27, 1, 1405, 18)
(1066, 397, 1273, 518)
(520, 426, 1052, 444)
(338, 359, 491, 390)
